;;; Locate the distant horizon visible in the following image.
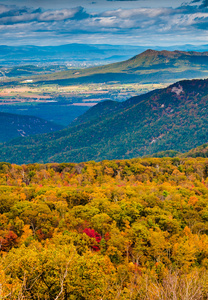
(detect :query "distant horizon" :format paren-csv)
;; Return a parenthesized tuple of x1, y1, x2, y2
(2, 42, 208, 48)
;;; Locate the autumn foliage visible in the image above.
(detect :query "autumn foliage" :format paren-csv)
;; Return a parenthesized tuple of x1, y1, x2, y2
(83, 228, 102, 251)
(1, 158, 208, 299)
(0, 231, 18, 251)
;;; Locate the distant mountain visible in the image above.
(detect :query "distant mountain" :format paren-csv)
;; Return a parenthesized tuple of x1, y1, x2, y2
(0, 44, 144, 66)
(28, 49, 208, 85)
(1, 65, 68, 78)
(3, 43, 208, 67)
(0, 112, 63, 143)
(1, 77, 208, 164)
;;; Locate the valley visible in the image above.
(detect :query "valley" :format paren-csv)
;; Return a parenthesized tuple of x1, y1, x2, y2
(1, 77, 208, 164)
(0, 82, 167, 125)
(0, 82, 166, 104)
(1, 48, 208, 129)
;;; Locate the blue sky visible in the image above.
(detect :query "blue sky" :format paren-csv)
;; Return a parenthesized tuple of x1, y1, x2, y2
(1, 0, 208, 46)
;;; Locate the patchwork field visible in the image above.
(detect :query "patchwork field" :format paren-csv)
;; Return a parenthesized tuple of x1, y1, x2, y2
(0, 83, 167, 103)
(0, 83, 168, 126)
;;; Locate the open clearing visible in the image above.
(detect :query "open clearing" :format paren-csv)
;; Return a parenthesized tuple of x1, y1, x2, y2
(0, 82, 168, 104)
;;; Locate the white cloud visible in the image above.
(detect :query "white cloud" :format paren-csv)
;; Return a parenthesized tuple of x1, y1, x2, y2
(38, 8, 82, 21)
(1, 1, 208, 45)
(102, 7, 172, 18)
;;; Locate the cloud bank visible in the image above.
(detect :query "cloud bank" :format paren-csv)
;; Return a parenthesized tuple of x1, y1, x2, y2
(1, 1, 208, 46)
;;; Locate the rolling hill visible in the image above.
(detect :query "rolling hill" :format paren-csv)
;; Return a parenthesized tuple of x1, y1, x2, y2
(182, 143, 208, 158)
(25, 49, 208, 85)
(0, 112, 63, 143)
(0, 77, 208, 164)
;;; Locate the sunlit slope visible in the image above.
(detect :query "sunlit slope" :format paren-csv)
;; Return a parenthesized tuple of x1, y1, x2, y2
(29, 50, 208, 85)
(182, 143, 208, 158)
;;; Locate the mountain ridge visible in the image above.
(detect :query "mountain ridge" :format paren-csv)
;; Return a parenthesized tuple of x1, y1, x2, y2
(3, 48, 208, 86)
(28, 49, 208, 85)
(1, 77, 208, 164)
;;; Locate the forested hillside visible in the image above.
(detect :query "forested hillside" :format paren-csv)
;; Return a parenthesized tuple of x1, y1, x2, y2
(149, 145, 208, 159)
(1, 157, 208, 299)
(0, 112, 63, 143)
(1, 77, 208, 164)
(183, 143, 208, 158)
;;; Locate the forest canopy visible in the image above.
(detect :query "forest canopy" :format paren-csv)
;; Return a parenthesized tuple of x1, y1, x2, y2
(1, 157, 208, 299)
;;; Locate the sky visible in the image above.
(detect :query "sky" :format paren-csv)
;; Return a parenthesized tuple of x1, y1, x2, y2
(1, 0, 208, 46)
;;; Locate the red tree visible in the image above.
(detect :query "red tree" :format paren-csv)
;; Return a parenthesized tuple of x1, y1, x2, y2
(83, 228, 101, 251)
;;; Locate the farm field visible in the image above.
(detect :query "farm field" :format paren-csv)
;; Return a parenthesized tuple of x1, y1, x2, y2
(0, 83, 167, 104)
(0, 83, 168, 126)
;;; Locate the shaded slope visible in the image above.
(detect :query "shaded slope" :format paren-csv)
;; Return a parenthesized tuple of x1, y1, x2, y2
(0, 112, 63, 143)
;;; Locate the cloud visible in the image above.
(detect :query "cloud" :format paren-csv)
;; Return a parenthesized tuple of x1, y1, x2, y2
(38, 7, 89, 21)
(190, 0, 208, 7)
(0, 5, 89, 25)
(106, 0, 142, 1)
(102, 7, 172, 19)
(1, 1, 208, 46)
(199, 0, 208, 7)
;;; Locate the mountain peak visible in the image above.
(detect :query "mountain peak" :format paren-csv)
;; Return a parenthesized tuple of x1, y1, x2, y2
(140, 49, 160, 56)
(131, 49, 178, 61)
(143, 49, 158, 54)
(139, 49, 208, 58)
(26, 48, 208, 86)
(140, 49, 181, 57)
